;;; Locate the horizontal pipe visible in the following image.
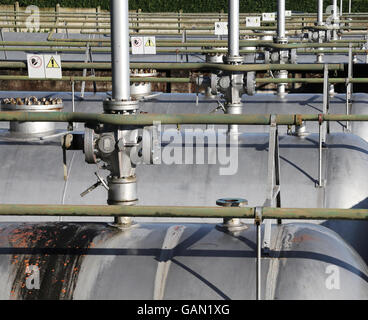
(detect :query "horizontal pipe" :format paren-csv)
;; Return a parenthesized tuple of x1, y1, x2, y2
(0, 62, 345, 72)
(1, 75, 366, 85)
(0, 40, 367, 48)
(0, 75, 190, 83)
(0, 112, 367, 126)
(0, 204, 365, 220)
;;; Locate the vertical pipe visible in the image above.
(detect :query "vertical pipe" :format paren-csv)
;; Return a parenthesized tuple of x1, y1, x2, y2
(318, 0, 324, 25)
(318, 122, 323, 187)
(332, 0, 338, 20)
(317, 0, 324, 63)
(110, 0, 130, 101)
(332, 0, 338, 41)
(349, 0, 352, 13)
(256, 222, 261, 300)
(277, 0, 286, 41)
(228, 0, 239, 57)
(340, 0, 343, 17)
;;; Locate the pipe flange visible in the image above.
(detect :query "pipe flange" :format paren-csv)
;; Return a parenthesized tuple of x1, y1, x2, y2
(84, 126, 97, 164)
(216, 198, 249, 232)
(246, 72, 256, 96)
(216, 198, 248, 207)
(1, 103, 63, 111)
(223, 55, 244, 64)
(275, 37, 288, 44)
(130, 69, 158, 78)
(103, 99, 139, 112)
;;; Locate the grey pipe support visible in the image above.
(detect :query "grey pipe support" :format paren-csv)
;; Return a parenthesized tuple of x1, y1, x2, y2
(110, 0, 130, 101)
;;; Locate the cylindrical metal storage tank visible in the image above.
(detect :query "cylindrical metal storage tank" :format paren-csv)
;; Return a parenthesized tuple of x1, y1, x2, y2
(0, 221, 366, 299)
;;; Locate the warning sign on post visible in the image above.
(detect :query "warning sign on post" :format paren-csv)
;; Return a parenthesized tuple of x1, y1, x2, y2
(131, 36, 156, 55)
(27, 54, 45, 78)
(44, 55, 62, 79)
(143, 36, 156, 54)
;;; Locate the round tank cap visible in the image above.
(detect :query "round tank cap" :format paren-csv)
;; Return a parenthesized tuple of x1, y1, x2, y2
(216, 198, 248, 207)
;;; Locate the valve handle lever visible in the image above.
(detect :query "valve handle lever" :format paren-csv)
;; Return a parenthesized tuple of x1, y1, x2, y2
(80, 172, 109, 197)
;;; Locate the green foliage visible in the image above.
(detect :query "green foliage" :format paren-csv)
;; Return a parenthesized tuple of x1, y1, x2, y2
(1, 0, 368, 13)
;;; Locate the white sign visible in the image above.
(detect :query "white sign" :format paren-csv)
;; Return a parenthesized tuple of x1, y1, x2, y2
(214, 22, 228, 35)
(27, 54, 45, 78)
(285, 10, 292, 17)
(131, 36, 144, 54)
(44, 54, 62, 79)
(143, 36, 156, 55)
(262, 12, 276, 21)
(131, 36, 156, 55)
(27, 54, 62, 79)
(246, 17, 261, 27)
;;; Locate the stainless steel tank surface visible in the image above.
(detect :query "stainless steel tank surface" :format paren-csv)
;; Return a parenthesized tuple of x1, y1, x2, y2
(0, 91, 367, 299)
(0, 221, 366, 300)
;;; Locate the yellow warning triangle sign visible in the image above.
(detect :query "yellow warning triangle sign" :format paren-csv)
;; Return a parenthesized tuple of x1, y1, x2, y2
(46, 56, 60, 68)
(145, 39, 154, 47)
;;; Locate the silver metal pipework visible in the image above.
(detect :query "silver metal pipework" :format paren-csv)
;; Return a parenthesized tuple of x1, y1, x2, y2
(340, 0, 343, 17)
(276, 0, 288, 97)
(317, 0, 324, 63)
(332, 0, 338, 20)
(277, 0, 286, 42)
(228, 0, 240, 58)
(332, 0, 339, 42)
(276, 70, 288, 98)
(227, 103, 242, 134)
(110, 0, 130, 101)
(318, 0, 324, 26)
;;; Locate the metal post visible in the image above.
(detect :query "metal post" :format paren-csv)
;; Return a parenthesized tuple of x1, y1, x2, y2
(346, 43, 353, 131)
(96, 6, 101, 33)
(14, 2, 19, 33)
(255, 206, 262, 301)
(228, 0, 239, 58)
(71, 80, 75, 130)
(55, 3, 60, 34)
(110, 0, 130, 101)
(256, 222, 261, 300)
(318, 120, 323, 187)
(349, 0, 352, 13)
(0, 28, 7, 60)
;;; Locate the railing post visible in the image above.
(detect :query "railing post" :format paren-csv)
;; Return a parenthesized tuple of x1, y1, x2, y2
(55, 3, 60, 33)
(14, 1, 19, 32)
(178, 9, 183, 34)
(136, 8, 141, 33)
(96, 6, 101, 33)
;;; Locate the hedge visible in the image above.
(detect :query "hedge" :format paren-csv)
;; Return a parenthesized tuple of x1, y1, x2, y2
(1, 0, 368, 13)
